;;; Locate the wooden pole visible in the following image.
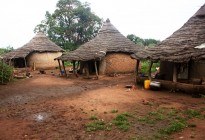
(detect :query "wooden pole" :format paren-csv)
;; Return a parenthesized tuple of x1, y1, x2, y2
(135, 60, 140, 83)
(24, 57, 29, 76)
(76, 61, 80, 69)
(73, 61, 76, 75)
(62, 61, 67, 76)
(148, 61, 153, 80)
(94, 61, 99, 79)
(136, 60, 140, 76)
(85, 63, 89, 78)
(57, 59, 62, 75)
(173, 63, 177, 82)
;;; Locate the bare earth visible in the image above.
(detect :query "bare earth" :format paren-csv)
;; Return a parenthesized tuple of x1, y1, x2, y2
(0, 70, 205, 140)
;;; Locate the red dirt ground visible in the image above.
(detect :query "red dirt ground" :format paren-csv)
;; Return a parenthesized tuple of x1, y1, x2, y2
(0, 70, 205, 140)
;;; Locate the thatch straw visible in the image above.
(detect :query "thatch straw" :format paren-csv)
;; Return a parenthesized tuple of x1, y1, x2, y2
(2, 32, 64, 60)
(132, 4, 205, 63)
(57, 19, 142, 61)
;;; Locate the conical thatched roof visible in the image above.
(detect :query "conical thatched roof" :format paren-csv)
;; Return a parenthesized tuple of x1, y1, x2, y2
(2, 32, 64, 60)
(58, 19, 141, 61)
(132, 4, 205, 63)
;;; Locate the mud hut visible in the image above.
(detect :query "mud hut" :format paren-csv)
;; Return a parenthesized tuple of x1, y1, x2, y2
(56, 19, 142, 78)
(2, 32, 64, 70)
(131, 4, 205, 93)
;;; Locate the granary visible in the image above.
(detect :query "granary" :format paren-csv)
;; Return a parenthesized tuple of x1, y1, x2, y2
(56, 19, 142, 78)
(131, 4, 205, 93)
(2, 32, 64, 70)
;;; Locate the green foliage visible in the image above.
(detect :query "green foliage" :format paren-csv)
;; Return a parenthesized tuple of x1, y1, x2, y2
(183, 109, 201, 119)
(89, 115, 98, 120)
(127, 34, 160, 47)
(0, 61, 13, 84)
(140, 61, 160, 74)
(111, 109, 118, 113)
(0, 46, 14, 55)
(34, 0, 102, 51)
(64, 61, 73, 66)
(85, 120, 112, 132)
(160, 121, 187, 135)
(113, 112, 131, 131)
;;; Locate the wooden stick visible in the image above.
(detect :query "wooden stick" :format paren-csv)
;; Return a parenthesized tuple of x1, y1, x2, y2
(62, 61, 67, 76)
(85, 63, 89, 78)
(94, 61, 99, 79)
(135, 60, 140, 83)
(73, 61, 76, 75)
(57, 59, 62, 75)
(148, 61, 153, 80)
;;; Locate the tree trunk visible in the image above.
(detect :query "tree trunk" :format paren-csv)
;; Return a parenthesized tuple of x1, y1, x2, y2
(148, 61, 153, 80)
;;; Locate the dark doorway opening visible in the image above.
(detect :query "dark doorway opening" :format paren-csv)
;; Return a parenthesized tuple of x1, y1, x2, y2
(13, 58, 25, 68)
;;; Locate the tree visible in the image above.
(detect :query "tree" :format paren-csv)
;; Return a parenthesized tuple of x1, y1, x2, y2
(34, 0, 102, 51)
(0, 46, 14, 55)
(127, 34, 160, 47)
(127, 34, 144, 46)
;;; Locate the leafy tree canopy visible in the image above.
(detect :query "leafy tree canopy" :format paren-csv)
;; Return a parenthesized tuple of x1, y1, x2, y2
(34, 0, 102, 51)
(127, 34, 160, 47)
(0, 46, 14, 55)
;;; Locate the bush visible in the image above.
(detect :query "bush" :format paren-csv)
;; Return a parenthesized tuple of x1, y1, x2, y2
(140, 61, 160, 74)
(0, 61, 13, 84)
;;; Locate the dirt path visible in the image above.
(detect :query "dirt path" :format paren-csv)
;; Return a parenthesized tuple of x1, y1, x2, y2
(0, 71, 205, 140)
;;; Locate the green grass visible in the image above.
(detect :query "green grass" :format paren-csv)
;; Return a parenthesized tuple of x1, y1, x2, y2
(138, 108, 166, 125)
(89, 115, 98, 120)
(111, 109, 118, 113)
(113, 112, 132, 131)
(183, 109, 201, 118)
(160, 121, 187, 135)
(85, 120, 112, 132)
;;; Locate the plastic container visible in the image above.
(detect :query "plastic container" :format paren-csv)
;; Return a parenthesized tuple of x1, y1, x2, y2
(144, 80, 151, 89)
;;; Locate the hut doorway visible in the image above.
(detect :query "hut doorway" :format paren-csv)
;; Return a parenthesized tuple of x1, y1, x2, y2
(13, 58, 26, 68)
(88, 61, 100, 74)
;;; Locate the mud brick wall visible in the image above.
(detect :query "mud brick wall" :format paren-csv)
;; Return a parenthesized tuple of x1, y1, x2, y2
(99, 53, 136, 74)
(28, 52, 62, 70)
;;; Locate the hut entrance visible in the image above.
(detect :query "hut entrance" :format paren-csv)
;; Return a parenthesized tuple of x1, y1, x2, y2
(13, 58, 26, 68)
(178, 63, 189, 81)
(88, 61, 99, 74)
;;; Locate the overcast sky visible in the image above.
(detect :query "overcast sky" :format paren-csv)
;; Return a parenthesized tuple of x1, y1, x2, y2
(0, 0, 204, 49)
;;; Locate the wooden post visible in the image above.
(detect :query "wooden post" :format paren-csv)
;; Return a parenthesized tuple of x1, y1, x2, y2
(76, 61, 80, 69)
(148, 61, 153, 80)
(85, 63, 89, 78)
(136, 60, 140, 76)
(62, 61, 67, 76)
(24, 57, 29, 76)
(135, 60, 140, 83)
(73, 61, 76, 75)
(33, 62, 36, 71)
(57, 59, 62, 75)
(173, 63, 177, 82)
(94, 61, 99, 79)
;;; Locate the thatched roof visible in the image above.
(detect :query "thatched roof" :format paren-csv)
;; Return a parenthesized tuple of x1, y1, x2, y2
(2, 32, 64, 60)
(57, 19, 141, 61)
(131, 4, 205, 63)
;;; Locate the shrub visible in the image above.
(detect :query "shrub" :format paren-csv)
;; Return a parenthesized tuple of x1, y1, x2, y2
(0, 61, 13, 84)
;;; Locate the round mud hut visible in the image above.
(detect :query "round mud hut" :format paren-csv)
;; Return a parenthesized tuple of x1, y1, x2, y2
(2, 32, 64, 70)
(131, 4, 205, 93)
(56, 19, 142, 77)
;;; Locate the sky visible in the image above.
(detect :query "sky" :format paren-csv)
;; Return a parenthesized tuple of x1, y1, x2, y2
(0, 0, 204, 49)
